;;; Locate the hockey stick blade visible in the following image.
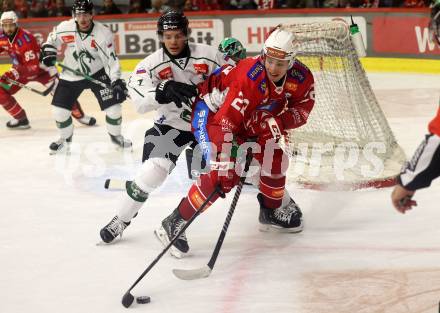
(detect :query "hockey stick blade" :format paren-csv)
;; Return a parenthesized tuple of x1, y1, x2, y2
(104, 178, 127, 190)
(172, 265, 212, 280)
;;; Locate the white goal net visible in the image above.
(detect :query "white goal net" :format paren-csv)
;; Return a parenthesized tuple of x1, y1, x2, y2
(279, 21, 406, 190)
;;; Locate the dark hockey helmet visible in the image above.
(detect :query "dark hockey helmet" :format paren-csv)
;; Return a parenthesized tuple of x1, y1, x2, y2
(157, 10, 189, 37)
(72, 0, 94, 14)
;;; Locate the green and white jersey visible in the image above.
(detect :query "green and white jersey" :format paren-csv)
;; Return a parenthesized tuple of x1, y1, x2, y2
(44, 19, 121, 83)
(127, 43, 230, 131)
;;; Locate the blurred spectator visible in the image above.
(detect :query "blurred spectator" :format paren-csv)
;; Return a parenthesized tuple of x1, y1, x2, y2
(224, 0, 257, 9)
(14, 0, 28, 17)
(148, 0, 170, 13)
(48, 0, 71, 16)
(29, 0, 49, 17)
(183, 0, 196, 10)
(98, 0, 122, 15)
(1, 0, 14, 13)
(167, 0, 185, 10)
(129, 0, 147, 12)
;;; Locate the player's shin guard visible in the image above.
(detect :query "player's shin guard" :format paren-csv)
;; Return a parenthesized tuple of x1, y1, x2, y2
(100, 181, 149, 243)
(105, 104, 132, 149)
(1, 97, 26, 120)
(50, 107, 73, 154)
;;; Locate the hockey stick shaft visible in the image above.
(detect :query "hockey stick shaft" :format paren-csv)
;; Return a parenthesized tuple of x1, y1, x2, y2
(173, 147, 254, 280)
(122, 186, 221, 296)
(207, 147, 253, 270)
(5, 77, 54, 96)
(57, 63, 110, 89)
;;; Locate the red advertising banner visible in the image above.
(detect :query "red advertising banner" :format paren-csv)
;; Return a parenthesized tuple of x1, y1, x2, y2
(372, 16, 440, 55)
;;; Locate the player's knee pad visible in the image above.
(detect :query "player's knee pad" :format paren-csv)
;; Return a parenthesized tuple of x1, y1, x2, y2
(104, 104, 121, 118)
(134, 157, 174, 193)
(259, 175, 286, 209)
(53, 106, 71, 122)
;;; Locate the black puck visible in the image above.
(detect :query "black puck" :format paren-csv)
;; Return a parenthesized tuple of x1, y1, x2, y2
(136, 296, 151, 304)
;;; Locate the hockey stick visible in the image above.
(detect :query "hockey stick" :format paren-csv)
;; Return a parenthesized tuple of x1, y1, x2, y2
(5, 77, 55, 96)
(57, 63, 111, 89)
(121, 186, 222, 308)
(104, 178, 127, 190)
(172, 146, 254, 280)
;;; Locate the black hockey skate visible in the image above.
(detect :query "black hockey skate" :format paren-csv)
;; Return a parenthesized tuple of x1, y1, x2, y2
(76, 115, 97, 126)
(6, 118, 30, 130)
(258, 193, 303, 233)
(154, 206, 189, 258)
(109, 134, 132, 150)
(100, 215, 131, 243)
(49, 136, 72, 155)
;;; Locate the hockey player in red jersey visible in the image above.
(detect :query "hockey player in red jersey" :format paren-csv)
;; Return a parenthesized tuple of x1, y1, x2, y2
(0, 11, 95, 129)
(155, 27, 316, 257)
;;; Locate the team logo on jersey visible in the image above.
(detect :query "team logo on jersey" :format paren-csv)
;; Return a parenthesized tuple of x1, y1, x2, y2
(61, 35, 75, 43)
(289, 68, 305, 83)
(91, 40, 96, 49)
(285, 82, 298, 92)
(16, 38, 23, 47)
(158, 67, 172, 79)
(247, 62, 264, 81)
(258, 79, 267, 94)
(194, 63, 208, 75)
(136, 68, 146, 74)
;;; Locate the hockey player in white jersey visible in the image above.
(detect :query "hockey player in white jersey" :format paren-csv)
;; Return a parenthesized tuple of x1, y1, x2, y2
(39, 0, 130, 153)
(99, 11, 230, 247)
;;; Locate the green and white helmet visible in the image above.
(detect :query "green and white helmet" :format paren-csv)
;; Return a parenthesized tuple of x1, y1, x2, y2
(218, 37, 246, 61)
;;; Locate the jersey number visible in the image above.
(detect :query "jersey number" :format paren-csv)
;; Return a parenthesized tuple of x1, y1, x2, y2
(24, 51, 36, 62)
(230, 91, 249, 116)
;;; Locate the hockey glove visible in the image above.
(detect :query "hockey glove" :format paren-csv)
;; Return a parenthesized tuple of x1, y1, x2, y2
(111, 79, 128, 102)
(245, 110, 284, 144)
(40, 44, 57, 67)
(155, 80, 197, 108)
(0, 68, 20, 84)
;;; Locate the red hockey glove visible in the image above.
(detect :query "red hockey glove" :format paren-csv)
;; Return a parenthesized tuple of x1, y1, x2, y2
(209, 159, 239, 194)
(245, 110, 284, 144)
(1, 68, 20, 84)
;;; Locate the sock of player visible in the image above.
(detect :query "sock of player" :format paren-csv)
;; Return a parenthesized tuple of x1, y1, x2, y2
(53, 106, 73, 140)
(259, 175, 285, 209)
(104, 104, 122, 136)
(117, 181, 149, 222)
(1, 97, 27, 121)
(71, 101, 85, 119)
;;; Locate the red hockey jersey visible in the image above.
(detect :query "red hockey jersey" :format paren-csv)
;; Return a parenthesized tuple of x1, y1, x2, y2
(428, 106, 440, 136)
(0, 28, 43, 79)
(197, 56, 315, 142)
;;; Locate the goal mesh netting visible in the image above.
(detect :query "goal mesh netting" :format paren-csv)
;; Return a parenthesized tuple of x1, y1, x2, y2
(278, 21, 406, 190)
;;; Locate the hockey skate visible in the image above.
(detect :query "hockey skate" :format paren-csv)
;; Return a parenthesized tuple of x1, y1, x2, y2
(258, 193, 303, 233)
(154, 207, 189, 259)
(109, 134, 132, 151)
(100, 215, 130, 243)
(49, 136, 72, 155)
(6, 118, 30, 130)
(75, 115, 97, 126)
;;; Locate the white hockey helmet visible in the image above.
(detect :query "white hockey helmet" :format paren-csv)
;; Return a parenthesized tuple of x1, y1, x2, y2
(263, 27, 297, 65)
(1, 11, 18, 25)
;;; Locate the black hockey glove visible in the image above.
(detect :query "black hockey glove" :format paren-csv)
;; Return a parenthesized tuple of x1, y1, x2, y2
(155, 80, 197, 108)
(111, 79, 128, 102)
(40, 44, 57, 67)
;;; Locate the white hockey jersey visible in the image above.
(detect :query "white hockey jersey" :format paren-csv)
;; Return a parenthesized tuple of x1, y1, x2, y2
(44, 19, 121, 83)
(127, 43, 230, 131)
